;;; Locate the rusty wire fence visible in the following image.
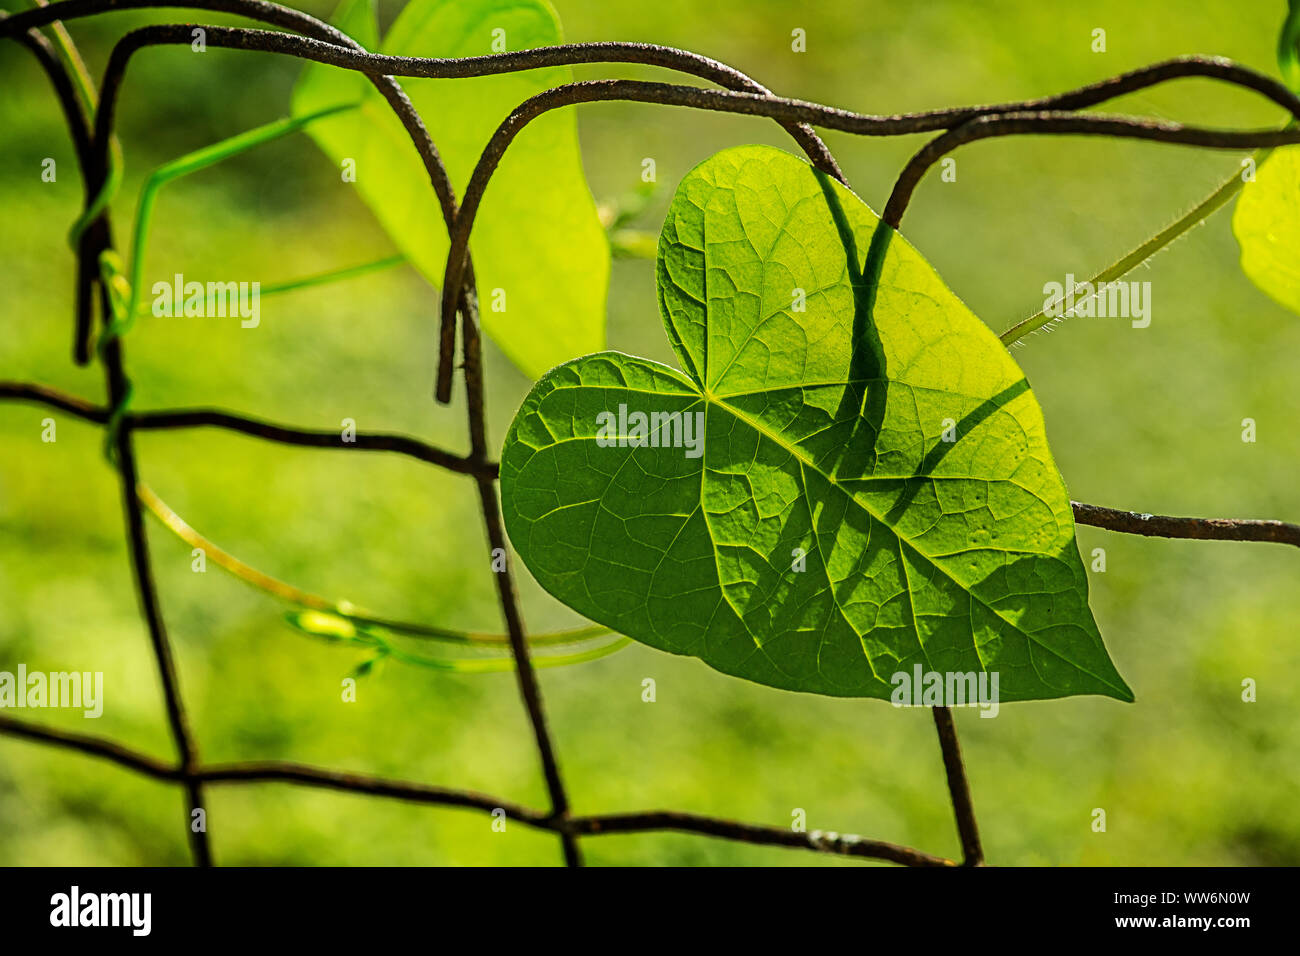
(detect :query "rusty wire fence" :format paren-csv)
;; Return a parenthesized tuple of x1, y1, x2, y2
(2, 0, 1299, 867)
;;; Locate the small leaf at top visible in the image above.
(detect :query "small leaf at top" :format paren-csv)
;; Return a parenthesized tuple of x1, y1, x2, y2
(501, 145, 1132, 703)
(292, 0, 609, 380)
(1233, 145, 1300, 316)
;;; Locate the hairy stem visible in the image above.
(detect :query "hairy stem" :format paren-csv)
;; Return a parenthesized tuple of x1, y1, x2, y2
(1000, 164, 1256, 345)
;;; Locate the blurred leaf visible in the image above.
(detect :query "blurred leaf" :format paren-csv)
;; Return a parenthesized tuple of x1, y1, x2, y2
(291, 0, 608, 379)
(608, 229, 658, 259)
(1233, 145, 1300, 316)
(292, 0, 380, 107)
(1280, 0, 1300, 91)
(501, 145, 1131, 703)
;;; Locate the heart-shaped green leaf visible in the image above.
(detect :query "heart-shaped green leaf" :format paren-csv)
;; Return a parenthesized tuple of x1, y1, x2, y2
(292, 0, 609, 379)
(1233, 145, 1300, 316)
(501, 145, 1131, 703)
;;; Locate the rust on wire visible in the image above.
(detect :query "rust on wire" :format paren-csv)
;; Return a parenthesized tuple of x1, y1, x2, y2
(2, 0, 1298, 869)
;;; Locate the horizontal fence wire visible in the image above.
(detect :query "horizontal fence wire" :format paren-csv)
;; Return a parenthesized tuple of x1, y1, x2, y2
(2, 0, 1298, 867)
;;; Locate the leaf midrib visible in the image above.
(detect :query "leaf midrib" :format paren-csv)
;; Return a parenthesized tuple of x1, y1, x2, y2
(706, 394, 1127, 696)
(528, 362, 1124, 695)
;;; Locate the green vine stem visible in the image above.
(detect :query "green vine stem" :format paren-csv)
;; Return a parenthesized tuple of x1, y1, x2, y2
(119, 101, 360, 333)
(998, 151, 1268, 346)
(1004, 3, 1300, 349)
(286, 610, 630, 676)
(138, 482, 620, 655)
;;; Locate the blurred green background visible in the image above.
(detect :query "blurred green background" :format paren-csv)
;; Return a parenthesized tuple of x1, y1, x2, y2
(1, 0, 1297, 866)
